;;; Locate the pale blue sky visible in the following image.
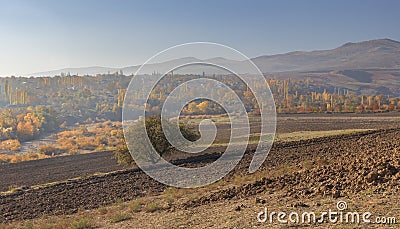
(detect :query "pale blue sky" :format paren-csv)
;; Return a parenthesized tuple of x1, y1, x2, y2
(0, 0, 399, 76)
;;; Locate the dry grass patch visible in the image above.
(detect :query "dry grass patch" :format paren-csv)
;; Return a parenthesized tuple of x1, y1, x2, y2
(109, 212, 132, 223)
(0, 151, 50, 163)
(129, 200, 143, 213)
(275, 129, 373, 142)
(144, 202, 164, 213)
(70, 218, 95, 229)
(0, 139, 21, 152)
(97, 206, 108, 215)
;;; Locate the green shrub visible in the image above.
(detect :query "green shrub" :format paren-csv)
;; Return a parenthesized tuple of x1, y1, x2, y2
(115, 115, 198, 164)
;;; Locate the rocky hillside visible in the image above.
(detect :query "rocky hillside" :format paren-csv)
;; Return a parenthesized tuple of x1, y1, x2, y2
(252, 39, 400, 72)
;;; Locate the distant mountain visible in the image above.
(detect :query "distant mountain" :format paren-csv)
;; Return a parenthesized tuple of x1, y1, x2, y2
(30, 66, 118, 77)
(27, 38, 400, 76)
(252, 38, 400, 72)
(121, 57, 247, 75)
(28, 57, 245, 76)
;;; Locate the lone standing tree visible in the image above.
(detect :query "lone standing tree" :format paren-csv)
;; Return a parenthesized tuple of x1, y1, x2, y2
(114, 115, 198, 165)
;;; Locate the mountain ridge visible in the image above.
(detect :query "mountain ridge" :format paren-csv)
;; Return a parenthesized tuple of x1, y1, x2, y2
(27, 38, 400, 76)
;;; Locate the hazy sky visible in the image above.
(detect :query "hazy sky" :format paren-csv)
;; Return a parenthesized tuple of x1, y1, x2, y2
(0, 0, 399, 76)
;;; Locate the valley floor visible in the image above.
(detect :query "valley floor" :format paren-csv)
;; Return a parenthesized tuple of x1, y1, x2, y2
(1, 113, 400, 228)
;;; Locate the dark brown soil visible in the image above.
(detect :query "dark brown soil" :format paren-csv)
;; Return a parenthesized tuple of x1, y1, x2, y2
(1, 113, 400, 223)
(1, 128, 399, 223)
(1, 113, 399, 193)
(0, 151, 124, 192)
(276, 112, 400, 133)
(185, 128, 400, 207)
